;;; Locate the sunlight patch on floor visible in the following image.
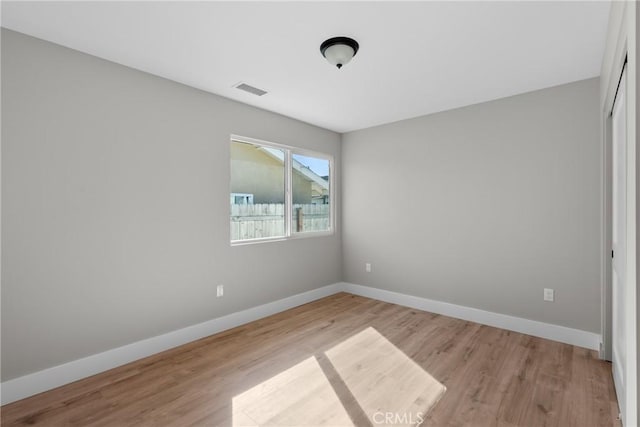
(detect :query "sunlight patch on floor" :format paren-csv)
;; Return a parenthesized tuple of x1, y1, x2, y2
(232, 356, 354, 426)
(232, 327, 445, 426)
(325, 326, 446, 426)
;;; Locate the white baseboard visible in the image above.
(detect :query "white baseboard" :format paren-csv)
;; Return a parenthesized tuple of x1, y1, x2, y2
(340, 282, 601, 351)
(2, 281, 601, 405)
(0, 283, 342, 405)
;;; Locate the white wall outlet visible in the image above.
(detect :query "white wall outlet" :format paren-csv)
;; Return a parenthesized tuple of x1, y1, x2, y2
(365, 263, 372, 273)
(217, 284, 224, 298)
(543, 288, 554, 302)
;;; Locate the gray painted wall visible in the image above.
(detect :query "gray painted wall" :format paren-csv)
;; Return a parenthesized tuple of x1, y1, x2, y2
(1, 27, 604, 384)
(342, 78, 601, 333)
(1, 29, 342, 381)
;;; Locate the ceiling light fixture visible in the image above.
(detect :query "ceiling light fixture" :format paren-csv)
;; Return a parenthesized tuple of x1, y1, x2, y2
(320, 36, 359, 69)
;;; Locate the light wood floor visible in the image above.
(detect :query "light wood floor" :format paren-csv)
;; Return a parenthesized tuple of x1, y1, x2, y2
(1, 293, 620, 426)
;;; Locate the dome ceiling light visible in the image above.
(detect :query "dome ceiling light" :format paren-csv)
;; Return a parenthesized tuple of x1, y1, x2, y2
(320, 36, 359, 69)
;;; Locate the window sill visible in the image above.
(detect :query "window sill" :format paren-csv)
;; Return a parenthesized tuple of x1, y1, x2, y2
(230, 230, 334, 246)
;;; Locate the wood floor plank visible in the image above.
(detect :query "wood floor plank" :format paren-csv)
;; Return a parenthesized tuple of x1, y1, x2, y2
(1, 293, 620, 426)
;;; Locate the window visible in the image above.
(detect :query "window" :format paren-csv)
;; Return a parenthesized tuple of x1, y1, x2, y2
(291, 153, 330, 233)
(230, 136, 333, 243)
(231, 193, 254, 205)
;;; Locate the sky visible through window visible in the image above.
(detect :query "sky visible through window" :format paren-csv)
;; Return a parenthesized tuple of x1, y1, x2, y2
(293, 154, 329, 177)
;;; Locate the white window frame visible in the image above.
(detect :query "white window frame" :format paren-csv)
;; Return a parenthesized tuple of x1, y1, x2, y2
(230, 134, 335, 246)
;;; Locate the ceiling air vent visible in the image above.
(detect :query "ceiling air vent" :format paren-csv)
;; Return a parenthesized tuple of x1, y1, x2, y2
(234, 82, 268, 97)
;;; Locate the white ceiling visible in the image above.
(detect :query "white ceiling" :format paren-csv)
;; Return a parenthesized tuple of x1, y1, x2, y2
(2, 1, 611, 133)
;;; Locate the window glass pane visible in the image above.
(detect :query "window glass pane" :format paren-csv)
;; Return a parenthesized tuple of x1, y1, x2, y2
(292, 153, 330, 233)
(230, 141, 285, 241)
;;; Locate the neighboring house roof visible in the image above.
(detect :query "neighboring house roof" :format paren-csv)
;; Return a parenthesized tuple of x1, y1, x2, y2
(259, 147, 329, 191)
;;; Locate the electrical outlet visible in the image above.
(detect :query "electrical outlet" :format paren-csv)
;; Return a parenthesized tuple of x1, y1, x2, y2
(543, 288, 554, 302)
(365, 263, 371, 273)
(217, 284, 224, 298)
